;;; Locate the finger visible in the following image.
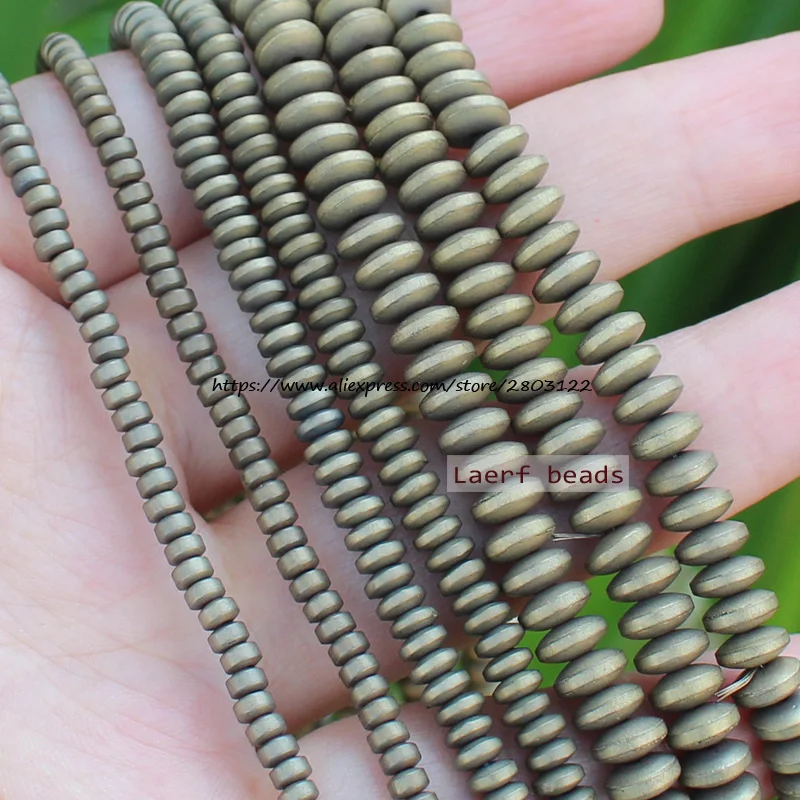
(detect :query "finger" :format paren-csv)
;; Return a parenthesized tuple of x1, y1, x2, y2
(0, 0, 661, 296)
(512, 32, 800, 294)
(458, 0, 663, 107)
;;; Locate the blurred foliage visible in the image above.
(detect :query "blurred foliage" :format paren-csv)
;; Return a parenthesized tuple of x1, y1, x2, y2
(0, 0, 798, 651)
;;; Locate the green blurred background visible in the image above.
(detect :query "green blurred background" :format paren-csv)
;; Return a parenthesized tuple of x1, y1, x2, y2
(0, 1, 798, 665)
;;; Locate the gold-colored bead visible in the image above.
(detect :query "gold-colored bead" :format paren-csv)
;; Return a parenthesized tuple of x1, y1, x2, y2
(575, 683, 644, 732)
(592, 716, 667, 765)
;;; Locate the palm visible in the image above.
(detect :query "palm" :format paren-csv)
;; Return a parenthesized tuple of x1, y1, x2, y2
(0, 0, 798, 797)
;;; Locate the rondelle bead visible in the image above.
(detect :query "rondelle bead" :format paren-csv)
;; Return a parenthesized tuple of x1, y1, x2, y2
(570, 489, 642, 535)
(372, 273, 440, 323)
(586, 522, 653, 576)
(393, 11, 462, 54)
(593, 343, 661, 397)
(275, 90, 346, 139)
(575, 683, 645, 731)
(537, 615, 607, 663)
(606, 754, 681, 800)
(399, 158, 468, 212)
(485, 514, 554, 564)
(226, 666, 267, 699)
(455, 734, 503, 771)
(630, 411, 702, 461)
(513, 219, 580, 272)
(592, 716, 667, 765)
(280, 779, 318, 800)
(497, 185, 563, 239)
(492, 668, 540, 706)
(703, 589, 778, 635)
(446, 261, 515, 308)
(421, 69, 491, 119)
(352, 75, 418, 128)
(304, 150, 373, 199)
(668, 701, 740, 750)
(502, 547, 571, 598)
(415, 191, 486, 241)
(465, 294, 534, 339)
(254, 18, 324, 74)
(619, 592, 694, 640)
(22, 183, 61, 215)
(577, 311, 645, 365)
(534, 250, 600, 304)
(364, 101, 433, 155)
(317, 179, 387, 230)
(391, 305, 459, 354)
(680, 739, 752, 789)
(692, 773, 761, 800)
(614, 374, 683, 425)
(326, 8, 395, 67)
(716, 626, 790, 669)
(533, 763, 585, 797)
(380, 741, 422, 775)
(290, 122, 360, 171)
(773, 773, 800, 797)
(557, 790, 596, 800)
(634, 629, 710, 675)
(555, 649, 628, 698)
(483, 324, 551, 370)
(337, 42, 405, 94)
(751, 690, 800, 741)
(690, 555, 765, 598)
(438, 407, 510, 455)
(516, 713, 565, 749)
(764, 737, 800, 775)
(736, 657, 800, 709)
(464, 123, 528, 177)
(659, 487, 733, 532)
(513, 392, 582, 437)
(337, 212, 405, 259)
(675, 519, 749, 566)
(519, 580, 590, 632)
(383, 0, 452, 27)
(555, 280, 624, 335)
(646, 449, 718, 497)
(429, 225, 500, 274)
(535, 416, 604, 456)
(527, 736, 576, 772)
(483, 153, 549, 205)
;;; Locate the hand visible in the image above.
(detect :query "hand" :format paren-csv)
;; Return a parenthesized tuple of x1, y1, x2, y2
(0, 1, 798, 796)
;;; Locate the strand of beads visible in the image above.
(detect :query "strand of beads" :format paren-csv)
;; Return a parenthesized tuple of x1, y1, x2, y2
(0, 69, 317, 800)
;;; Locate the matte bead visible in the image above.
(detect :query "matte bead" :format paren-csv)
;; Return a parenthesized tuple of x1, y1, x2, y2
(634, 629, 710, 675)
(575, 683, 644, 731)
(675, 519, 749, 566)
(592, 716, 667, 764)
(606, 754, 680, 800)
(668, 702, 740, 750)
(630, 412, 702, 461)
(736, 657, 800, 709)
(681, 739, 752, 789)
(717, 626, 790, 669)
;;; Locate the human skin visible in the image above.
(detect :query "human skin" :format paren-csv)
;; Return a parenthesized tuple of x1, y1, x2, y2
(0, 0, 799, 796)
